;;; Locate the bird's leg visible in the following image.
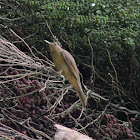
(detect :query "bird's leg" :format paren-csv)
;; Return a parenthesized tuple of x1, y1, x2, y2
(66, 84, 73, 90)
(56, 69, 63, 75)
(56, 69, 66, 83)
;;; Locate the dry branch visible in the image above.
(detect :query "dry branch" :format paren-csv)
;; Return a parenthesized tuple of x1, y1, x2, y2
(54, 124, 93, 140)
(0, 35, 52, 72)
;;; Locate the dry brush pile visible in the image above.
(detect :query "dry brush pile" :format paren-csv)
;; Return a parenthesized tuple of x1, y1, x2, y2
(0, 33, 140, 140)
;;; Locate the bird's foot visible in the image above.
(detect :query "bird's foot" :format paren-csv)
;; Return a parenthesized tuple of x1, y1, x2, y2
(60, 75, 66, 83)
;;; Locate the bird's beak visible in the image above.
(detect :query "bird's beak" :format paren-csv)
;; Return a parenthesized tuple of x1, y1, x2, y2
(44, 40, 51, 45)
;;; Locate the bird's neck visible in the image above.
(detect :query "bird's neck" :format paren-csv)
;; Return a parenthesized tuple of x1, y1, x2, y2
(50, 47, 62, 55)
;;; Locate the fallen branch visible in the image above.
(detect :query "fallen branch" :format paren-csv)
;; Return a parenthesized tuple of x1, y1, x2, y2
(54, 124, 93, 140)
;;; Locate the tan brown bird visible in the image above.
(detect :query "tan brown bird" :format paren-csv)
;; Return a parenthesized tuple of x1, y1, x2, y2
(45, 40, 87, 109)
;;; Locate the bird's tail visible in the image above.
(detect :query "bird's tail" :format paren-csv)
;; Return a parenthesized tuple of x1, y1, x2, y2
(69, 78, 87, 109)
(78, 90, 87, 109)
(77, 81, 87, 109)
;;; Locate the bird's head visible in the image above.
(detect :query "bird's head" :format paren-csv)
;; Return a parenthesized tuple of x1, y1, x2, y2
(45, 40, 61, 51)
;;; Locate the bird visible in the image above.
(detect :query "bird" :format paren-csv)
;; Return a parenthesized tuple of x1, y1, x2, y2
(45, 40, 87, 109)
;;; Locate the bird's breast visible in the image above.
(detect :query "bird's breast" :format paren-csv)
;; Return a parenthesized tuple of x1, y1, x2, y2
(51, 51, 67, 71)
(51, 50, 74, 79)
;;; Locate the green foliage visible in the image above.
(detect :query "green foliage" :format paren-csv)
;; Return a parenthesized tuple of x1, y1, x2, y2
(1, 0, 140, 96)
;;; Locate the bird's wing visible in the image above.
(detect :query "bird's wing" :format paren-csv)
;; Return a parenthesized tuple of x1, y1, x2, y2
(61, 49, 80, 81)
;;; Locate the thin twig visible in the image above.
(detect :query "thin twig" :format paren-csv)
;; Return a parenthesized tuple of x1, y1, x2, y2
(88, 38, 95, 86)
(46, 21, 58, 43)
(106, 49, 122, 102)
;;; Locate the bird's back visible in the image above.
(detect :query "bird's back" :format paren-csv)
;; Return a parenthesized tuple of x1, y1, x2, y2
(61, 49, 80, 82)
